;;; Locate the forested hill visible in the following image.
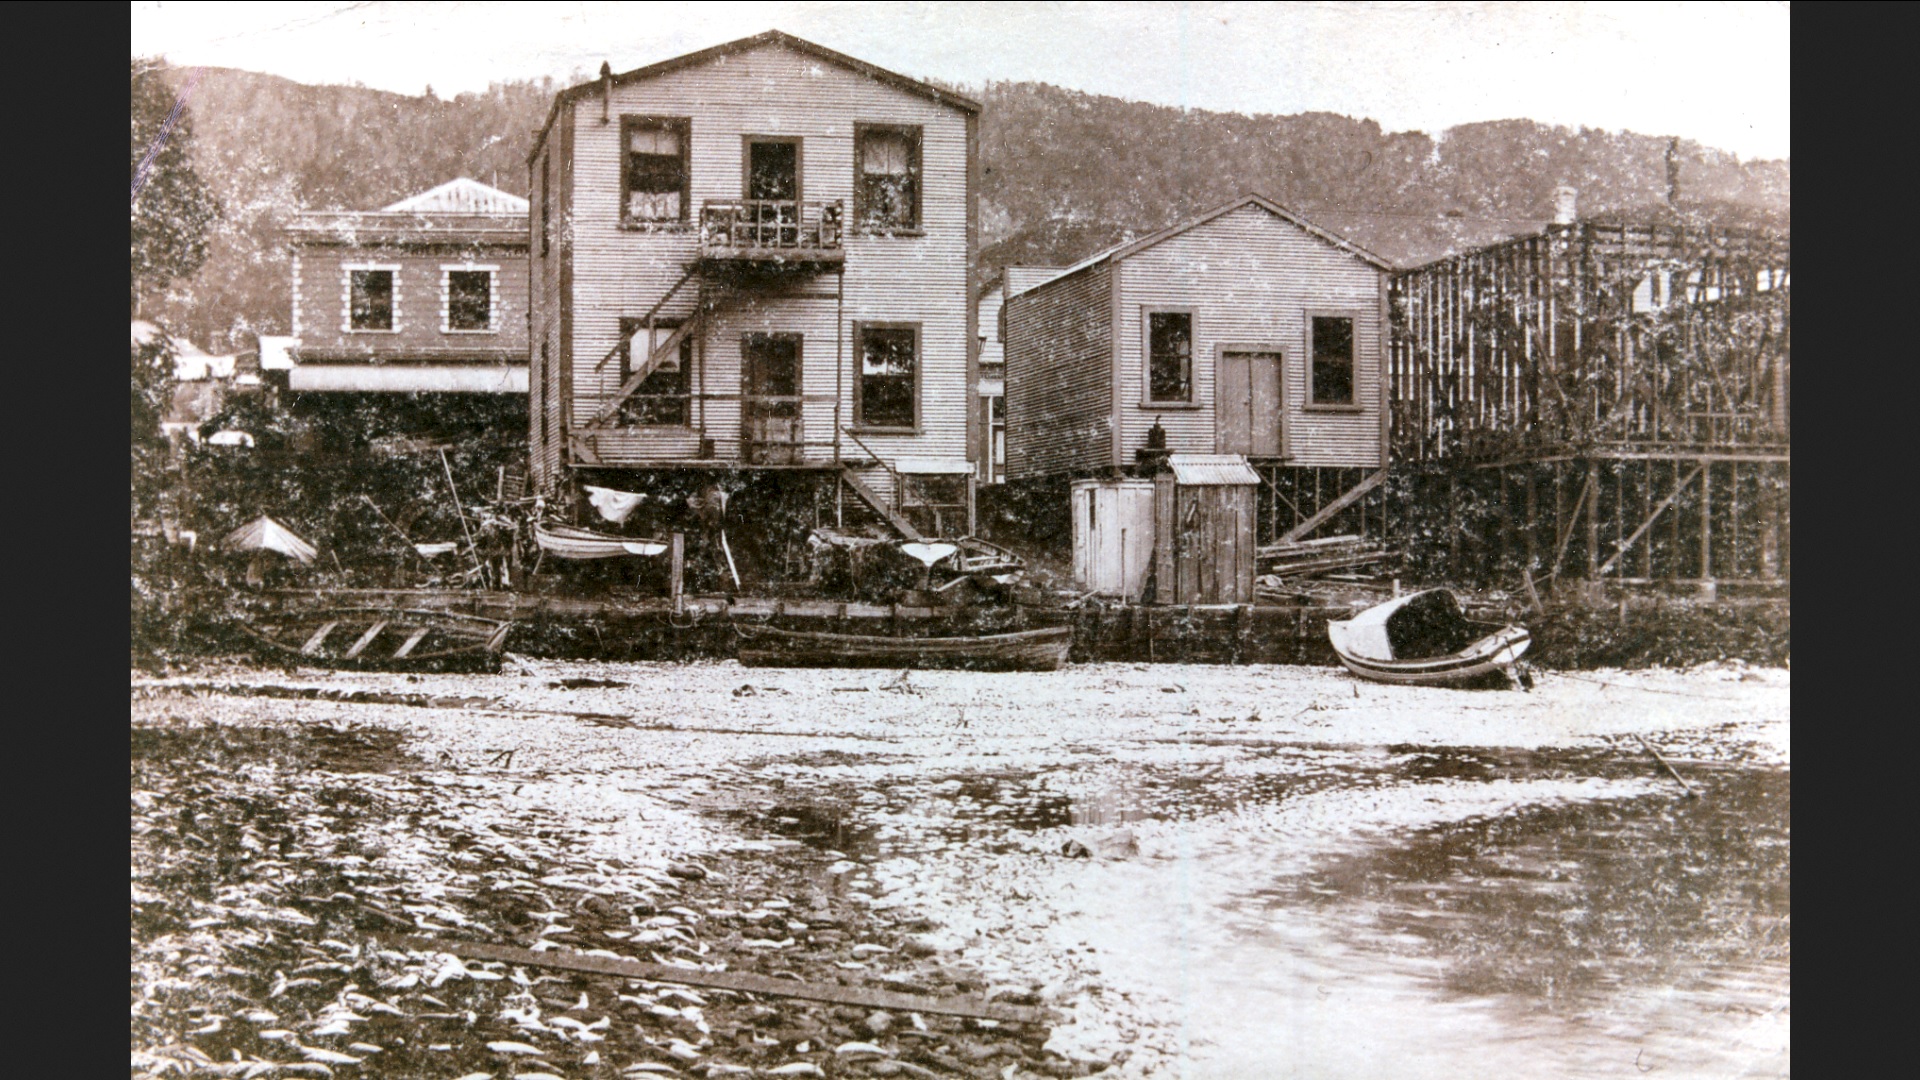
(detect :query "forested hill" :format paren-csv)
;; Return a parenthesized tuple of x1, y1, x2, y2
(149, 65, 1789, 349)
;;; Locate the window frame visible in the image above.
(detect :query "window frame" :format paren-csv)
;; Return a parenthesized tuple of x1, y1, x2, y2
(1304, 310, 1365, 411)
(616, 317, 695, 429)
(441, 264, 499, 334)
(1140, 306, 1198, 408)
(740, 134, 804, 203)
(619, 114, 692, 229)
(852, 320, 922, 434)
(343, 263, 401, 334)
(853, 123, 923, 235)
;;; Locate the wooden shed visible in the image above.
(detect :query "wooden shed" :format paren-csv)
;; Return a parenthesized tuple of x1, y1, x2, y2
(1070, 478, 1155, 600)
(1152, 454, 1259, 605)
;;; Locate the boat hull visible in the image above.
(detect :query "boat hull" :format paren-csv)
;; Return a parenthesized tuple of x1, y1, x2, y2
(1330, 624, 1531, 687)
(234, 607, 512, 673)
(534, 522, 668, 560)
(735, 624, 1072, 671)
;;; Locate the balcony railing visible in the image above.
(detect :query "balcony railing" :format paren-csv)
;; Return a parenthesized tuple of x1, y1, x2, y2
(700, 199, 844, 260)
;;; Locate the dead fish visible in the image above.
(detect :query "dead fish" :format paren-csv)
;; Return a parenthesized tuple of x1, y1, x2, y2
(665, 1039, 703, 1061)
(347, 1043, 382, 1054)
(451, 1073, 495, 1080)
(768, 1065, 825, 1077)
(835, 1042, 889, 1056)
(621, 1064, 680, 1075)
(239, 1010, 278, 1024)
(658, 989, 705, 1007)
(517, 1074, 568, 1080)
(486, 1041, 546, 1056)
(299, 1046, 364, 1065)
(258, 1030, 296, 1042)
(270, 972, 323, 997)
(742, 937, 795, 949)
(850, 944, 891, 955)
(309, 1019, 354, 1037)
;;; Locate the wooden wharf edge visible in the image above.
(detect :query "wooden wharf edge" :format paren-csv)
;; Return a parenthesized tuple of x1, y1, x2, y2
(372, 932, 1056, 1026)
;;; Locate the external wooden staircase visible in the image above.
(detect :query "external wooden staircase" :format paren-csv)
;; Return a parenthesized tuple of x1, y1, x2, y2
(838, 466, 924, 541)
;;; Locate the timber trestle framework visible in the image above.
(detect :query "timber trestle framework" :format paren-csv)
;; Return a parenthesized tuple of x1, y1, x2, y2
(1387, 221, 1789, 594)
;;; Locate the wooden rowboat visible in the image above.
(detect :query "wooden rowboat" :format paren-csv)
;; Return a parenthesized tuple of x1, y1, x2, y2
(234, 607, 513, 673)
(534, 521, 668, 560)
(1326, 588, 1531, 688)
(735, 624, 1072, 671)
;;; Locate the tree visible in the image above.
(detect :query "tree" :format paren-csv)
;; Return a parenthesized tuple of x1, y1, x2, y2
(131, 58, 221, 315)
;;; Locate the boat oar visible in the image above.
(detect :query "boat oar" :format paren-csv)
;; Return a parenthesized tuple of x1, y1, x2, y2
(1634, 733, 1698, 799)
(360, 494, 416, 551)
(439, 448, 488, 587)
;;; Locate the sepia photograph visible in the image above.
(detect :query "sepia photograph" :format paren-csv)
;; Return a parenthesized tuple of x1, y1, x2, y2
(130, 4, 1789, 1076)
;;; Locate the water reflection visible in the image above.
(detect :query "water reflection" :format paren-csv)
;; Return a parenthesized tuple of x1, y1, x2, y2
(759, 746, 1788, 1077)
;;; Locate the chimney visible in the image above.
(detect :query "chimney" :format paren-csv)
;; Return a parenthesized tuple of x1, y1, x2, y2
(1552, 185, 1578, 226)
(599, 61, 612, 124)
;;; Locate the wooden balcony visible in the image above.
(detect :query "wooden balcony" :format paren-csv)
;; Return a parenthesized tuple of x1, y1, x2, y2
(698, 199, 844, 269)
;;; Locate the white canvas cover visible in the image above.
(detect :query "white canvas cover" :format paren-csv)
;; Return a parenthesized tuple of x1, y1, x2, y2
(221, 515, 318, 564)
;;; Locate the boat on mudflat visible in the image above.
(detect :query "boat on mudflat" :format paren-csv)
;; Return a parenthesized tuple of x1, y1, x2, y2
(234, 607, 513, 673)
(734, 623, 1072, 671)
(1326, 588, 1531, 688)
(533, 521, 669, 560)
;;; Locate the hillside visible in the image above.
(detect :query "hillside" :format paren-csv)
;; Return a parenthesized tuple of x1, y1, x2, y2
(146, 66, 1788, 349)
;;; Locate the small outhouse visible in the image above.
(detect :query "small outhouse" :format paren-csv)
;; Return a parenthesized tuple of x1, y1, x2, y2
(1152, 454, 1259, 605)
(1070, 478, 1155, 600)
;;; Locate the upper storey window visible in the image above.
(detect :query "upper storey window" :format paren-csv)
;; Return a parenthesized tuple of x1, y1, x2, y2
(855, 125, 921, 232)
(622, 117, 690, 225)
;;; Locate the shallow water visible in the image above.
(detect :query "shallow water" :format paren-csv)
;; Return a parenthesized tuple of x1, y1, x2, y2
(770, 745, 1789, 1078)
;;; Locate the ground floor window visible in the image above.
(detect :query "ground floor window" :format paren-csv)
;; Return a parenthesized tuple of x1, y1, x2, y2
(618, 319, 691, 426)
(1146, 309, 1193, 403)
(855, 322, 919, 431)
(1310, 314, 1356, 405)
(987, 393, 1006, 484)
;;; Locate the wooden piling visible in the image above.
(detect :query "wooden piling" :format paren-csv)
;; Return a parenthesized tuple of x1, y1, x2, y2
(669, 532, 685, 616)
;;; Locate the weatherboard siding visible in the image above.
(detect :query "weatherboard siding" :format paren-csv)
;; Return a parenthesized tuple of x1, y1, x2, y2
(1112, 205, 1385, 469)
(1003, 262, 1114, 480)
(551, 41, 970, 472)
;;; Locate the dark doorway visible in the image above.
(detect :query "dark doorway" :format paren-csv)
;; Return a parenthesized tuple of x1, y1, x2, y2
(742, 333, 803, 464)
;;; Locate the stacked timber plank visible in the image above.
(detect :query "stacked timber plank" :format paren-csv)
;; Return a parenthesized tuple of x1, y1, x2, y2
(1255, 534, 1397, 579)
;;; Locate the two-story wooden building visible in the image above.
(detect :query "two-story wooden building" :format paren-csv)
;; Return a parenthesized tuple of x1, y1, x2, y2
(286, 178, 530, 396)
(527, 31, 981, 567)
(1002, 194, 1394, 546)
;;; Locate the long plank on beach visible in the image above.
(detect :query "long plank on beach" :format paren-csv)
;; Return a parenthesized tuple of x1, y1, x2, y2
(372, 932, 1052, 1025)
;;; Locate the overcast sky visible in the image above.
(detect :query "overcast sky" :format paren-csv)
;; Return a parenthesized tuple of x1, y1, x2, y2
(131, 1, 1790, 161)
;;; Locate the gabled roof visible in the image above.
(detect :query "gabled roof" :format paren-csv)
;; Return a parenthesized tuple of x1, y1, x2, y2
(382, 178, 529, 214)
(531, 30, 981, 163)
(1006, 194, 1392, 299)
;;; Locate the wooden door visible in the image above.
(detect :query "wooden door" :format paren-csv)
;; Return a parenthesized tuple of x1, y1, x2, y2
(1216, 350, 1283, 457)
(742, 333, 802, 464)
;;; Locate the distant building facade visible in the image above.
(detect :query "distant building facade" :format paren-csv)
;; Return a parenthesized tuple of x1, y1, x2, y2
(285, 178, 531, 395)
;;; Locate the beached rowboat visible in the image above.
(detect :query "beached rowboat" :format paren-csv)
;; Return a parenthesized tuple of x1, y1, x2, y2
(735, 624, 1072, 671)
(1326, 588, 1531, 688)
(534, 521, 668, 560)
(234, 607, 513, 673)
